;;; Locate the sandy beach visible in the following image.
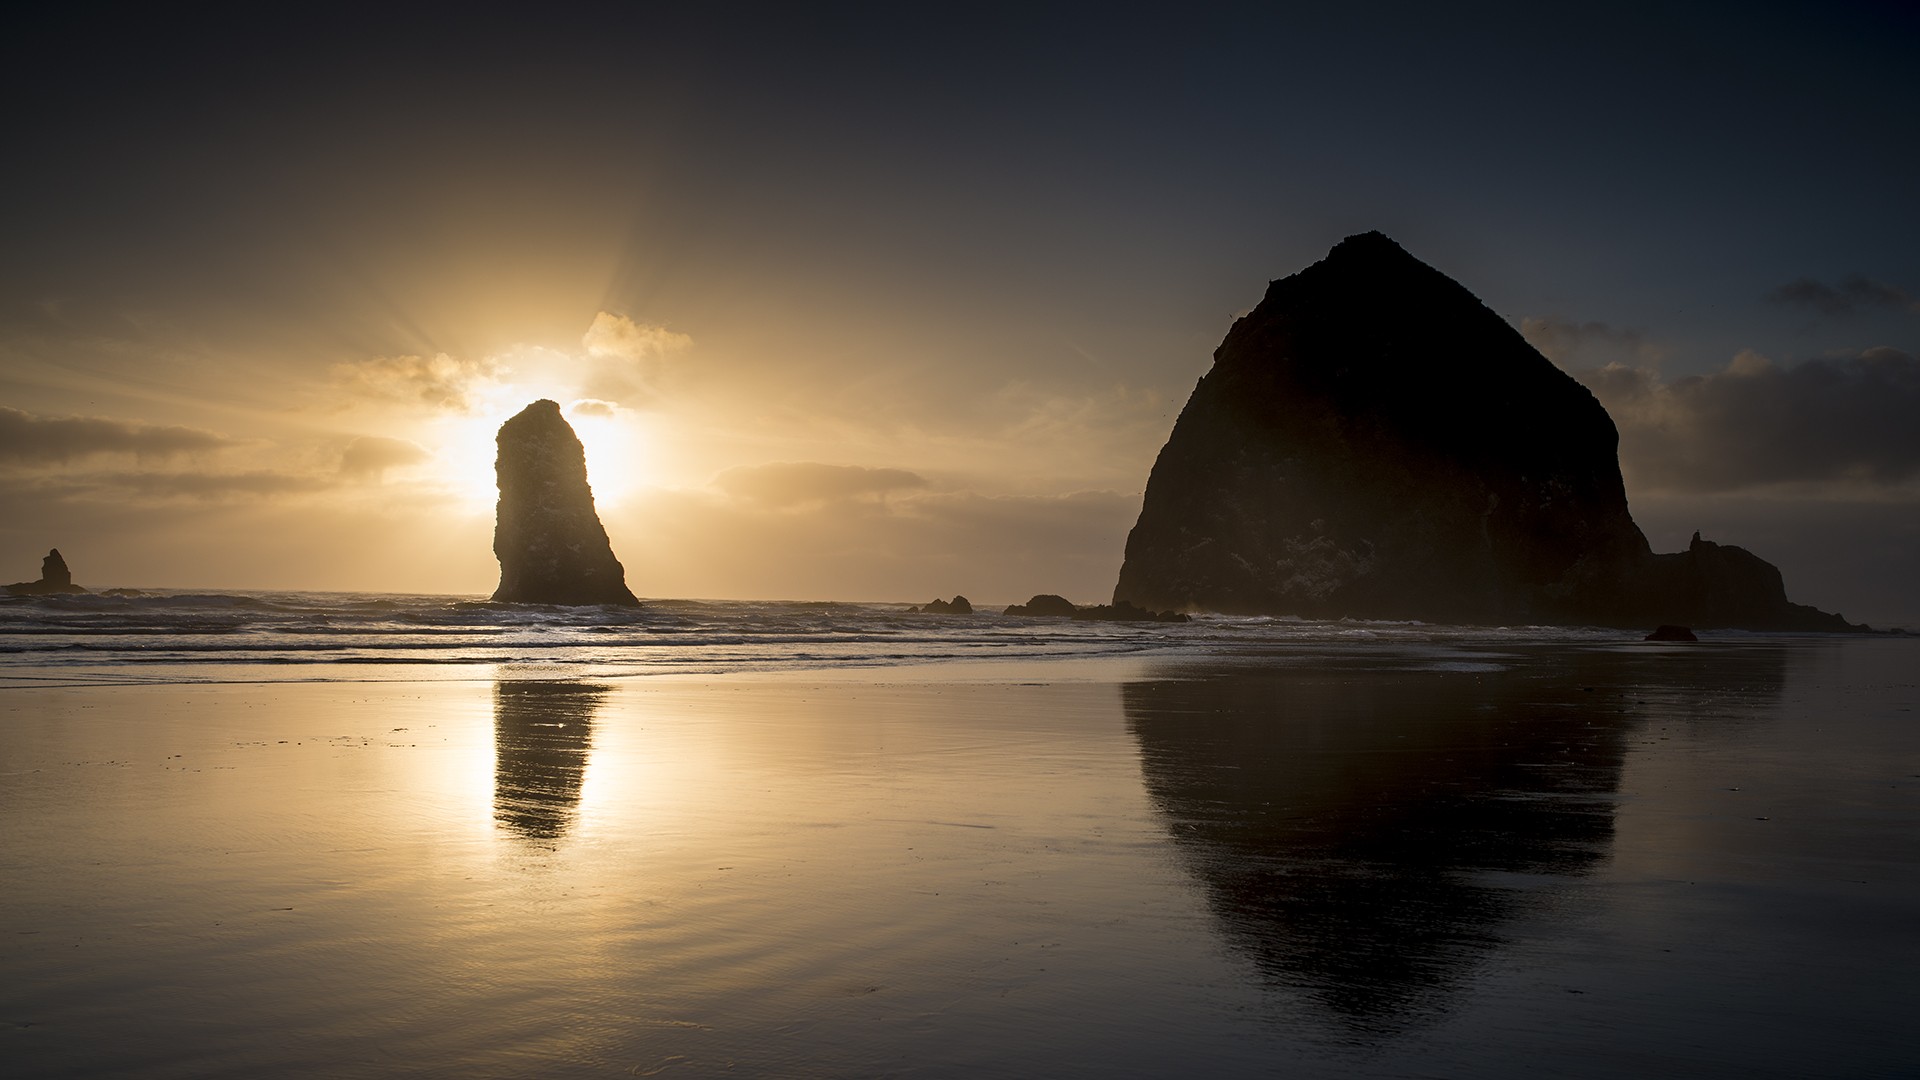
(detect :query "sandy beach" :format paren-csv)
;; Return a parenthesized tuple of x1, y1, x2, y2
(3, 637, 1915, 1078)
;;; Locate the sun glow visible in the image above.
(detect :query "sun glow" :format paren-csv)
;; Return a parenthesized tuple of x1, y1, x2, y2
(567, 404, 648, 507)
(423, 390, 651, 514)
(361, 318, 687, 516)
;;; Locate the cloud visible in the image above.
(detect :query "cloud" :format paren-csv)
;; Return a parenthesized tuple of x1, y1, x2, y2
(579, 313, 691, 404)
(0, 406, 237, 464)
(1520, 316, 1664, 371)
(331, 352, 503, 412)
(713, 462, 931, 507)
(340, 436, 431, 478)
(608, 483, 1139, 602)
(566, 398, 619, 419)
(1766, 276, 1918, 317)
(1571, 346, 1920, 493)
(902, 489, 1142, 556)
(582, 313, 692, 362)
(8, 469, 338, 503)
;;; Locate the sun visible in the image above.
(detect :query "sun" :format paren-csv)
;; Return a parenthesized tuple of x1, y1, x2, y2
(565, 404, 648, 507)
(423, 393, 650, 514)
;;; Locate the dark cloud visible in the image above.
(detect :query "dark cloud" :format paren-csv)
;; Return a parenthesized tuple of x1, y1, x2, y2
(713, 462, 931, 507)
(1520, 316, 1661, 369)
(80, 471, 335, 501)
(1573, 346, 1920, 493)
(1766, 276, 1918, 317)
(0, 406, 237, 464)
(340, 436, 431, 478)
(0, 476, 495, 594)
(0, 461, 335, 504)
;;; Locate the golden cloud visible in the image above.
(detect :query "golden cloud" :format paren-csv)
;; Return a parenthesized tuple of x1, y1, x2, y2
(340, 436, 432, 478)
(579, 313, 692, 404)
(330, 352, 504, 412)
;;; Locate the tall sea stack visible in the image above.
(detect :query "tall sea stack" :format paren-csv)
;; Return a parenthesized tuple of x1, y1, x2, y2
(491, 399, 640, 606)
(1114, 232, 1855, 631)
(5, 548, 87, 596)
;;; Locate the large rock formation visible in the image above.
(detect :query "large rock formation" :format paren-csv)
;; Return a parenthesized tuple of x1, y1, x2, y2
(5, 549, 87, 595)
(1114, 232, 1858, 631)
(491, 400, 639, 606)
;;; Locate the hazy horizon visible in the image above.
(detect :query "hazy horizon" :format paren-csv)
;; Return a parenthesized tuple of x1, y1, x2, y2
(4, 4, 1916, 626)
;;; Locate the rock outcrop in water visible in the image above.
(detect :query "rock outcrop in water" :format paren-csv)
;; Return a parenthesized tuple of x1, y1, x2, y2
(908, 595, 973, 614)
(999, 593, 1188, 621)
(1114, 232, 1859, 631)
(5, 549, 87, 595)
(1071, 600, 1189, 623)
(491, 400, 639, 607)
(1004, 594, 1077, 617)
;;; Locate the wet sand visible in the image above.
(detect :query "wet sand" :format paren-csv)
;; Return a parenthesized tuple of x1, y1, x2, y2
(2, 638, 1915, 1077)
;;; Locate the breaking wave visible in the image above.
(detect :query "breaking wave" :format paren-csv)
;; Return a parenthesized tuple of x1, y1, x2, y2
(0, 589, 1629, 685)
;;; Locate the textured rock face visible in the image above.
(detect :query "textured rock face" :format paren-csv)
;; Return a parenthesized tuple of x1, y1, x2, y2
(491, 400, 639, 606)
(5, 548, 87, 595)
(1114, 233, 1857, 631)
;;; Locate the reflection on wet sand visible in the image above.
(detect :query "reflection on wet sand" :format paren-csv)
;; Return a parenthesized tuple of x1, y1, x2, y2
(493, 681, 606, 841)
(1125, 646, 1786, 1034)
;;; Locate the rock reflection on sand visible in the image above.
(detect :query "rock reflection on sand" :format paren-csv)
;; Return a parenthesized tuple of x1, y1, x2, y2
(1125, 645, 1787, 1033)
(493, 681, 606, 842)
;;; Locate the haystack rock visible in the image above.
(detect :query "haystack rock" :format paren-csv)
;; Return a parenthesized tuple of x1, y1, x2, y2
(491, 400, 639, 606)
(5, 548, 87, 595)
(1114, 232, 1858, 631)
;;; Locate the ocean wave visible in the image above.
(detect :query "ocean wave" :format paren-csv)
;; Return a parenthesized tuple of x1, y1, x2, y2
(0, 588, 1639, 680)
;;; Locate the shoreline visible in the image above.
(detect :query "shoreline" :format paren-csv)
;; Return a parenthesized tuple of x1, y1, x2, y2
(1, 625, 1904, 692)
(3, 635, 1914, 1078)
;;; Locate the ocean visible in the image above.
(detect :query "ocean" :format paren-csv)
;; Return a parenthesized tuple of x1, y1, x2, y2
(2, 592, 1915, 1077)
(0, 590, 1638, 684)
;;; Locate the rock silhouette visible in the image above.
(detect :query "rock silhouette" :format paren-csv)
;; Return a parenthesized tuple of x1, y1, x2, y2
(494, 681, 604, 842)
(1004, 593, 1077, 617)
(908, 595, 973, 614)
(5, 548, 87, 595)
(1124, 646, 1787, 1032)
(1071, 600, 1188, 623)
(490, 400, 639, 606)
(998, 594, 1186, 621)
(1115, 232, 1860, 631)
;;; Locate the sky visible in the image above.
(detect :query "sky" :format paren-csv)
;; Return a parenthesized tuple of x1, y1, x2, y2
(3, 2, 1916, 623)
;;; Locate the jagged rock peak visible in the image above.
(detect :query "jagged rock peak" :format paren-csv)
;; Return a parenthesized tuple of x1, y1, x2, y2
(41, 549, 72, 587)
(1324, 229, 1410, 259)
(5, 547, 87, 595)
(490, 400, 639, 607)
